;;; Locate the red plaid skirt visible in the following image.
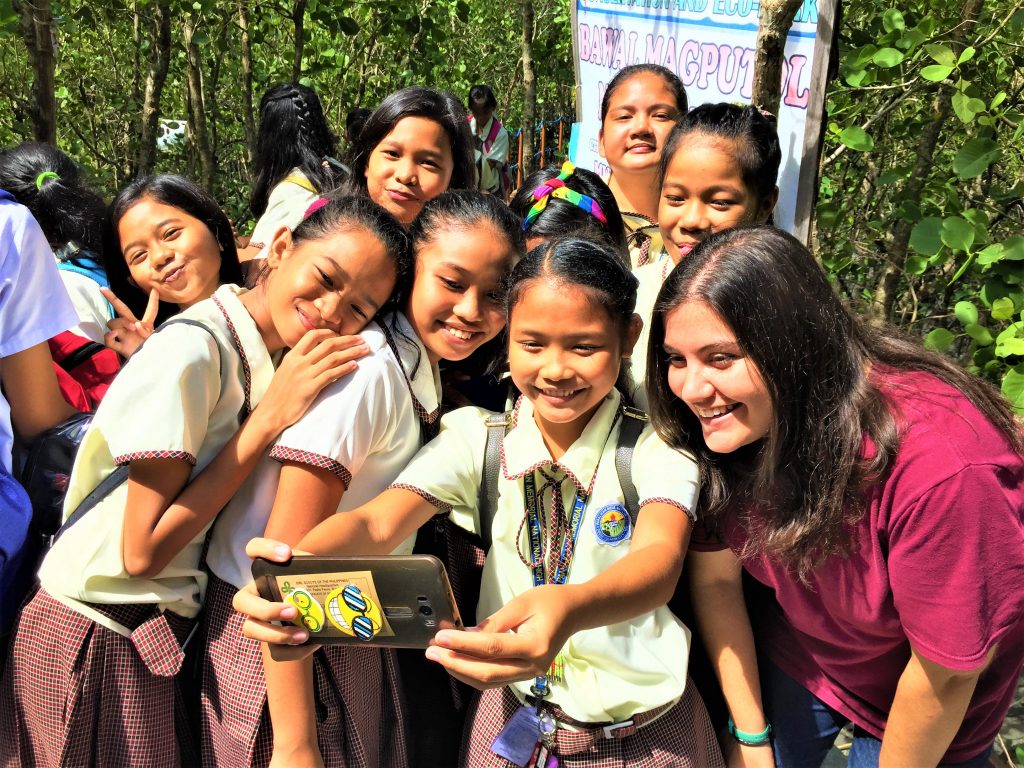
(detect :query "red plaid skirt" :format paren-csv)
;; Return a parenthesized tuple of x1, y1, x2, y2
(200, 574, 410, 768)
(0, 587, 193, 768)
(460, 682, 724, 768)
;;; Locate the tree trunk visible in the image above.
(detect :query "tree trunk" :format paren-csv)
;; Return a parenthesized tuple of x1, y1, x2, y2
(135, 0, 171, 178)
(238, 0, 257, 172)
(751, 0, 802, 116)
(520, 0, 537, 177)
(184, 13, 215, 191)
(15, 0, 57, 144)
(872, 0, 984, 322)
(291, 0, 308, 82)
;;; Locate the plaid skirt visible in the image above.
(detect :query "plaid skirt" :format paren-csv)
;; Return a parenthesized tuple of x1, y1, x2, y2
(0, 587, 194, 768)
(200, 574, 410, 768)
(460, 681, 724, 768)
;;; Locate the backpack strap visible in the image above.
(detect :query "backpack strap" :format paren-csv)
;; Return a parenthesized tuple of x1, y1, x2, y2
(483, 118, 502, 153)
(50, 317, 241, 545)
(615, 405, 648, 526)
(50, 464, 129, 545)
(477, 411, 511, 553)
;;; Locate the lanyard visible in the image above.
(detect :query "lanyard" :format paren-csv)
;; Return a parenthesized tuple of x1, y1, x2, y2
(522, 472, 589, 700)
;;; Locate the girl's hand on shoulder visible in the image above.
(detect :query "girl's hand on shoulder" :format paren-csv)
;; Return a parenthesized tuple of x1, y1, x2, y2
(425, 583, 577, 690)
(255, 330, 368, 433)
(102, 287, 158, 358)
(233, 537, 320, 661)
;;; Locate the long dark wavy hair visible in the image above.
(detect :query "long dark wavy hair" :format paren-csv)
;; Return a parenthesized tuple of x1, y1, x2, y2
(249, 83, 338, 219)
(341, 86, 476, 198)
(646, 225, 1023, 578)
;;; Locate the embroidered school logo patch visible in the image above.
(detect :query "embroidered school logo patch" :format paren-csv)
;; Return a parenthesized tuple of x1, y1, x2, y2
(594, 503, 631, 545)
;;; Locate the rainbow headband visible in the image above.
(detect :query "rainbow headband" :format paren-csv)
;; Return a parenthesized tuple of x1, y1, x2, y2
(522, 161, 608, 231)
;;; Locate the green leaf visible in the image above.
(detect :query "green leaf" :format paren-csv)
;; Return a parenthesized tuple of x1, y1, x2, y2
(996, 337, 1024, 358)
(941, 217, 975, 252)
(882, 9, 906, 32)
(924, 43, 955, 66)
(337, 15, 359, 34)
(921, 64, 953, 82)
(977, 244, 1005, 266)
(896, 28, 925, 50)
(838, 126, 873, 152)
(1002, 369, 1024, 416)
(997, 322, 1024, 345)
(958, 46, 975, 65)
(924, 328, 955, 352)
(909, 217, 943, 256)
(991, 92, 1008, 110)
(991, 297, 1016, 321)
(954, 301, 979, 326)
(1002, 236, 1024, 261)
(844, 69, 869, 87)
(965, 323, 994, 346)
(905, 255, 928, 275)
(850, 44, 879, 68)
(951, 90, 986, 123)
(953, 137, 1000, 179)
(872, 48, 904, 68)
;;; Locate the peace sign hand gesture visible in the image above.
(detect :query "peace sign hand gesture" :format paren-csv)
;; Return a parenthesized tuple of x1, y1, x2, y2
(101, 287, 160, 359)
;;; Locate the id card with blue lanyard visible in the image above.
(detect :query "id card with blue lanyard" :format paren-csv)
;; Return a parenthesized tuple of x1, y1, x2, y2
(489, 471, 589, 768)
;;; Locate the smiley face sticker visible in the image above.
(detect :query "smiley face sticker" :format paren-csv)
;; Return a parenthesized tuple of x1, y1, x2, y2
(285, 588, 326, 633)
(325, 583, 384, 640)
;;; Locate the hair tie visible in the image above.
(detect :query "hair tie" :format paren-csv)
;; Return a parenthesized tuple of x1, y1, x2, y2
(522, 160, 607, 231)
(35, 171, 60, 190)
(303, 197, 330, 219)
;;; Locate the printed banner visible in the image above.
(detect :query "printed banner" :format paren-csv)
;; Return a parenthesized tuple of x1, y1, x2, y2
(571, 0, 833, 238)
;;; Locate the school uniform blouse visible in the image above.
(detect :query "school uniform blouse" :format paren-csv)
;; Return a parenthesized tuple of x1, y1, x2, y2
(39, 284, 276, 634)
(249, 168, 319, 249)
(630, 259, 672, 411)
(391, 389, 698, 724)
(207, 311, 442, 589)
(0, 194, 79, 472)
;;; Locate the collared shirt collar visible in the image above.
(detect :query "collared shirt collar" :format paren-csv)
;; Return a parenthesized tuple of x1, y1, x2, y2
(501, 390, 622, 493)
(379, 311, 441, 425)
(199, 284, 276, 414)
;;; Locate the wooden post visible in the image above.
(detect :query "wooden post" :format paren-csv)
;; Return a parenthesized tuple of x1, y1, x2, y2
(539, 120, 546, 169)
(517, 131, 523, 187)
(558, 119, 564, 157)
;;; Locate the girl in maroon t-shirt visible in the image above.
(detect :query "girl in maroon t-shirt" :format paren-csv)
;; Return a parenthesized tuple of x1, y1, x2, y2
(644, 225, 1024, 768)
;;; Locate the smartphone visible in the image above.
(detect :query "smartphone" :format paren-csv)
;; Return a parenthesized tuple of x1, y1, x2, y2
(251, 555, 463, 648)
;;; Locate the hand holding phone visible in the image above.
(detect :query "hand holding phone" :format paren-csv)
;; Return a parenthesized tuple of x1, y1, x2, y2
(252, 554, 463, 649)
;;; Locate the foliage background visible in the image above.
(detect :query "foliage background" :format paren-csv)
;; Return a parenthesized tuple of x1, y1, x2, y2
(0, 0, 1022, 413)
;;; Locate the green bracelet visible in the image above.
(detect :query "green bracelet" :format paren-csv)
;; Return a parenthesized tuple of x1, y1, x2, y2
(728, 717, 772, 747)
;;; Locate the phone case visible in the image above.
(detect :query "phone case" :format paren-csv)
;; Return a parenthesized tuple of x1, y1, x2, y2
(251, 555, 463, 648)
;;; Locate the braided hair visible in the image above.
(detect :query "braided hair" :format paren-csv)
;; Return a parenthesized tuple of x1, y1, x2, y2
(249, 82, 339, 218)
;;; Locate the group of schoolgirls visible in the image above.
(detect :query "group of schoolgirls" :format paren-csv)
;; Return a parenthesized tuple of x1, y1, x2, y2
(0, 65, 1019, 768)
(232, 66, 1023, 768)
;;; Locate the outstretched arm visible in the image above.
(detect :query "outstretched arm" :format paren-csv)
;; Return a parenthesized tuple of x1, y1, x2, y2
(233, 487, 440, 651)
(424, 502, 690, 688)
